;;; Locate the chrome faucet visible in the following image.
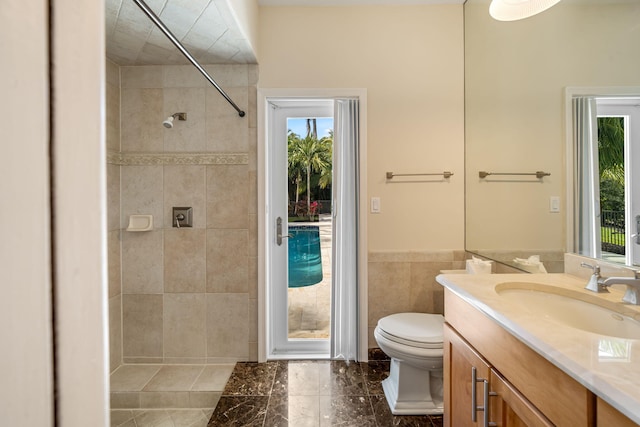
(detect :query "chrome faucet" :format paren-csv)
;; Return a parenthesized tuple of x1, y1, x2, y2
(580, 262, 608, 293)
(581, 262, 640, 305)
(601, 271, 640, 305)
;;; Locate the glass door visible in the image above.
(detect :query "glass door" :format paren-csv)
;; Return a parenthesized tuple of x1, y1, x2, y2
(266, 99, 334, 357)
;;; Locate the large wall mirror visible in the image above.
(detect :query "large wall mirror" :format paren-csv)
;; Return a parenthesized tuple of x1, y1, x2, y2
(464, 0, 640, 273)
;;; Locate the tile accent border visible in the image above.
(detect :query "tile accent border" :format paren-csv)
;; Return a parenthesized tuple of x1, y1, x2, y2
(108, 150, 248, 166)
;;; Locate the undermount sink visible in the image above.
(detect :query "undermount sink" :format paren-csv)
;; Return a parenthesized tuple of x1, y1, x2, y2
(495, 282, 640, 340)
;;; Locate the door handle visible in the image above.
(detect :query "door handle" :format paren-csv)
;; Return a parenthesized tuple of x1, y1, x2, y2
(276, 217, 293, 246)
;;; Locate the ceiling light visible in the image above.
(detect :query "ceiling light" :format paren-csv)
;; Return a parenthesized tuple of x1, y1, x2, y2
(489, 0, 562, 21)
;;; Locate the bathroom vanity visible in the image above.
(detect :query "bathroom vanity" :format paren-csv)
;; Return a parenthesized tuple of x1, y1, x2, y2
(436, 273, 640, 426)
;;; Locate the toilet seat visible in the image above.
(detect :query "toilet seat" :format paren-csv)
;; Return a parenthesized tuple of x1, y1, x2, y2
(376, 313, 444, 349)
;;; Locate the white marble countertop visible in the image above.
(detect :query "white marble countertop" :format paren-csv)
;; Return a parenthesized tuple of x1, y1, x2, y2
(436, 273, 640, 424)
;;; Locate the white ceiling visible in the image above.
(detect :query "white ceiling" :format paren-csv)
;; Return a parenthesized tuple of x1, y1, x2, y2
(105, 0, 256, 66)
(258, 0, 463, 4)
(105, 0, 464, 66)
(105, 0, 628, 66)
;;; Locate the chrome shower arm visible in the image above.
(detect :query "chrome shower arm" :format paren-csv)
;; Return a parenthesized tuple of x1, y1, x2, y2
(132, 0, 246, 118)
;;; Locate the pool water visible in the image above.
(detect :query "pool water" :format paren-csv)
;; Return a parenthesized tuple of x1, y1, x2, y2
(288, 225, 323, 288)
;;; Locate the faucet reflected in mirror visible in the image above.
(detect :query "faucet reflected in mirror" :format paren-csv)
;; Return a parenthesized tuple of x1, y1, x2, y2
(464, 0, 640, 272)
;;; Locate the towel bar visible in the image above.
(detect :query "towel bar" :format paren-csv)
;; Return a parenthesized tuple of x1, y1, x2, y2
(386, 171, 453, 179)
(478, 171, 550, 179)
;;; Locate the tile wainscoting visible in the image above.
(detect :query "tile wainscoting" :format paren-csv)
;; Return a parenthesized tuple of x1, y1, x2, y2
(367, 250, 467, 349)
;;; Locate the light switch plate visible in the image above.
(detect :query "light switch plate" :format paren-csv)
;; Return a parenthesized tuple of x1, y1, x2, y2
(371, 197, 381, 213)
(549, 196, 560, 213)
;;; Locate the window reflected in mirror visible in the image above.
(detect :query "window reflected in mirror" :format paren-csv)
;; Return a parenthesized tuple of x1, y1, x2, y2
(574, 96, 640, 268)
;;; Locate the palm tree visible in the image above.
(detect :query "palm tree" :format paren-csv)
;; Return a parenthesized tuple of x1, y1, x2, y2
(597, 117, 625, 229)
(306, 118, 318, 139)
(287, 130, 305, 213)
(598, 117, 625, 183)
(317, 132, 333, 190)
(289, 133, 332, 215)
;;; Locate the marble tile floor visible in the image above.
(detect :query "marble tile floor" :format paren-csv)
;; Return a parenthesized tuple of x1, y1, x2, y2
(207, 355, 444, 426)
(110, 363, 235, 427)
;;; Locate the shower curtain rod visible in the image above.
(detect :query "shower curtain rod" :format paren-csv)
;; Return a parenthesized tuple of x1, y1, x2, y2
(132, 0, 246, 118)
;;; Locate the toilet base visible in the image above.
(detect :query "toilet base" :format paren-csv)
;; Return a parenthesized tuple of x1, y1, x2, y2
(381, 358, 444, 415)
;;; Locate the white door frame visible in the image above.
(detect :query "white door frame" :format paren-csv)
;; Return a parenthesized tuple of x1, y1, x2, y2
(257, 88, 368, 362)
(53, 0, 110, 425)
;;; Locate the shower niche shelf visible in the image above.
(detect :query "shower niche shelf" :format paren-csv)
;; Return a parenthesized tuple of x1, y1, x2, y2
(126, 214, 153, 232)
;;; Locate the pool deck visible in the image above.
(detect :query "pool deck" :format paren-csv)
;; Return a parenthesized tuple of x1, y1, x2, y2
(288, 214, 332, 339)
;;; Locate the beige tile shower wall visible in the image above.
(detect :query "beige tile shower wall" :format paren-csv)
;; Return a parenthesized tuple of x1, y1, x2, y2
(367, 250, 466, 348)
(106, 59, 122, 373)
(118, 64, 258, 364)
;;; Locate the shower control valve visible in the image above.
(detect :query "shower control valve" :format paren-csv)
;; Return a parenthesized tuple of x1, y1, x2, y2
(173, 207, 193, 228)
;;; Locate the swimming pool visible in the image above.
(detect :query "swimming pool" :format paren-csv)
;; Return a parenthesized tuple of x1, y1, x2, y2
(288, 225, 323, 288)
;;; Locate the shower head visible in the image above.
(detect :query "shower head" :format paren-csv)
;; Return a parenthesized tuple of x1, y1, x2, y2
(162, 112, 187, 129)
(162, 116, 174, 128)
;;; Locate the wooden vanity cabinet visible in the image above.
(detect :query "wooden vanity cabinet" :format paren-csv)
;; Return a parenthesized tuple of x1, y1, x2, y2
(445, 323, 552, 427)
(445, 322, 491, 427)
(597, 398, 639, 427)
(444, 289, 596, 426)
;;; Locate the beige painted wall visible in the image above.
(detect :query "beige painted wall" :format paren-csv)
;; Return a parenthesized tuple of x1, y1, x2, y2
(258, 5, 465, 251)
(465, 1, 640, 253)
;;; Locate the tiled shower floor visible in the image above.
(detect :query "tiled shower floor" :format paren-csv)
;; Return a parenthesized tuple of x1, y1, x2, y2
(110, 364, 235, 427)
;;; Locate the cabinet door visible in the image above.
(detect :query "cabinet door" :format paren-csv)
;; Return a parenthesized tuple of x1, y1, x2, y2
(597, 398, 639, 427)
(489, 369, 553, 427)
(444, 323, 492, 427)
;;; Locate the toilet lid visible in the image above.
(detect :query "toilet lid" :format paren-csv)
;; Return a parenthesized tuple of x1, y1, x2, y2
(377, 313, 444, 347)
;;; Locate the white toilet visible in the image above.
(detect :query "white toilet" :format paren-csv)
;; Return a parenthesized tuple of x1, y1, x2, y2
(373, 312, 445, 415)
